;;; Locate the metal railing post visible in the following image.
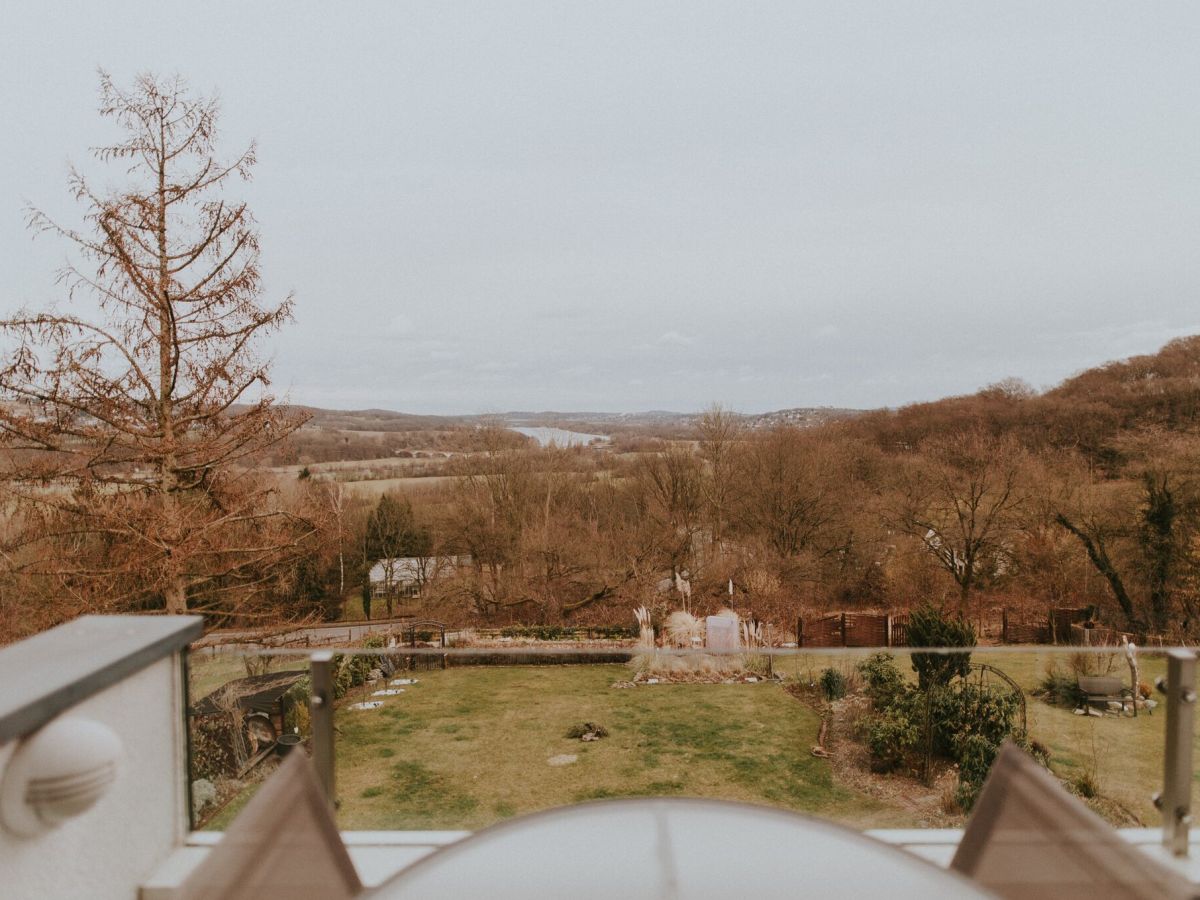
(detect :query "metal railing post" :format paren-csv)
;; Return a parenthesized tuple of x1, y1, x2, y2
(310, 650, 336, 810)
(1161, 649, 1196, 857)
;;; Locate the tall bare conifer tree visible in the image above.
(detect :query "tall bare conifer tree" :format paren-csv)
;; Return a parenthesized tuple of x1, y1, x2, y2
(0, 72, 306, 617)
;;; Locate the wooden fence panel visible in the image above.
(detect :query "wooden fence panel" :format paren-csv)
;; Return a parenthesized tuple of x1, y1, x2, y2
(1003, 622, 1049, 644)
(798, 614, 844, 648)
(844, 613, 889, 647)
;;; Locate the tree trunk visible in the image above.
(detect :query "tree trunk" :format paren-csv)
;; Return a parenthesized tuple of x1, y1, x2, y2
(156, 144, 184, 615)
(957, 576, 971, 621)
(1055, 513, 1139, 627)
(165, 579, 187, 615)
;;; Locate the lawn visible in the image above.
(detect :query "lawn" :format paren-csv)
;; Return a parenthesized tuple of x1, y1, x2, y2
(190, 648, 1189, 833)
(331, 664, 893, 831)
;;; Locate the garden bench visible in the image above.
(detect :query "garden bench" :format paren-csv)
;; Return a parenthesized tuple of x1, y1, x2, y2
(1077, 675, 1134, 713)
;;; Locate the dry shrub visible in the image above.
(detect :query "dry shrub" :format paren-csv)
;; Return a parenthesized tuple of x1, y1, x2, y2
(940, 783, 964, 816)
(630, 651, 747, 679)
(1069, 651, 1118, 677)
(665, 611, 704, 647)
(243, 655, 274, 677)
(741, 566, 781, 598)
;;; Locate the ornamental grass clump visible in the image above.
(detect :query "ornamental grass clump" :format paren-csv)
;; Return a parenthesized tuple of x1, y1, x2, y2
(664, 611, 705, 648)
(819, 667, 847, 701)
(1036, 665, 1086, 708)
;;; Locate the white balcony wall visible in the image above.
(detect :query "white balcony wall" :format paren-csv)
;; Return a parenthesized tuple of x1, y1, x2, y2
(0, 654, 188, 900)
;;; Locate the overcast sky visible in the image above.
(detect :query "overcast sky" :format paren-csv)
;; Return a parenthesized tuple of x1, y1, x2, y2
(2, 3, 1199, 415)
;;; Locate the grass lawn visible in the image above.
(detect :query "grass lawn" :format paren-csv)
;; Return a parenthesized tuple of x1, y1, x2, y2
(332, 665, 894, 831)
(190, 648, 1192, 833)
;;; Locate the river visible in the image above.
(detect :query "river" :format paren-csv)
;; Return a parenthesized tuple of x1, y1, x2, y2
(510, 426, 608, 447)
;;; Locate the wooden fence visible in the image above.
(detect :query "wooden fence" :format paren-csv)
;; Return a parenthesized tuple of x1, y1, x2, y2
(797, 613, 901, 648)
(797, 606, 1125, 649)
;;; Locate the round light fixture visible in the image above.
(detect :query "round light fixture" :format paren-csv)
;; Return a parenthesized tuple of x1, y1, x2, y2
(1, 717, 123, 838)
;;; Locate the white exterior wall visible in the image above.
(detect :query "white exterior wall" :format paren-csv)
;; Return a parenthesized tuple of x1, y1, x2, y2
(0, 654, 188, 900)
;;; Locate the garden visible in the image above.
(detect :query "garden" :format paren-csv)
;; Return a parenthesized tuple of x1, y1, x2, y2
(187, 607, 1184, 834)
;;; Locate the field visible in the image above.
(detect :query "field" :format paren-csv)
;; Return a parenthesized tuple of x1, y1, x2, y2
(192, 648, 1186, 833)
(338, 474, 461, 498)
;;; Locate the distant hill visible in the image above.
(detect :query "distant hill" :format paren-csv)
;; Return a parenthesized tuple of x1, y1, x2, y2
(283, 405, 865, 435)
(845, 335, 1200, 466)
(743, 407, 864, 430)
(284, 406, 472, 432)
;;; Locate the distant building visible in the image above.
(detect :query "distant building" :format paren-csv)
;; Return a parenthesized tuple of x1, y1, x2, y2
(368, 555, 471, 599)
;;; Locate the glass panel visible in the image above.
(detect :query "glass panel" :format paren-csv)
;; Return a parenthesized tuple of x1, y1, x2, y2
(185, 640, 1181, 836)
(186, 644, 313, 830)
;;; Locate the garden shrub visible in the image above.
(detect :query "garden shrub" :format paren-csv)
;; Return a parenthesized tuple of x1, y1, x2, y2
(349, 652, 378, 686)
(743, 652, 772, 677)
(592, 624, 637, 640)
(499, 624, 637, 641)
(857, 651, 904, 707)
(953, 733, 997, 808)
(501, 624, 570, 640)
(283, 677, 312, 736)
(867, 705, 921, 773)
(859, 643, 1020, 807)
(908, 603, 975, 689)
(944, 683, 1022, 808)
(330, 654, 352, 699)
(819, 667, 847, 701)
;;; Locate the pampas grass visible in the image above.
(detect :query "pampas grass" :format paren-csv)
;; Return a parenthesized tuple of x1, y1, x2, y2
(665, 611, 704, 647)
(634, 605, 655, 649)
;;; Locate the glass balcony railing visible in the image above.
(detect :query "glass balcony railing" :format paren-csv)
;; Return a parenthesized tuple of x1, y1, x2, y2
(184, 638, 1191, 843)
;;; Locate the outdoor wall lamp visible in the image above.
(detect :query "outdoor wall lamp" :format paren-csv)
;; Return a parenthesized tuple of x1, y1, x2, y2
(0, 716, 122, 838)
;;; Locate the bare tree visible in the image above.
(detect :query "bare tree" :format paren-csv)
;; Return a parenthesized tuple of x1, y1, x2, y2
(0, 72, 306, 616)
(696, 403, 743, 545)
(635, 446, 703, 578)
(892, 430, 1026, 617)
(733, 426, 840, 560)
(325, 482, 348, 597)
